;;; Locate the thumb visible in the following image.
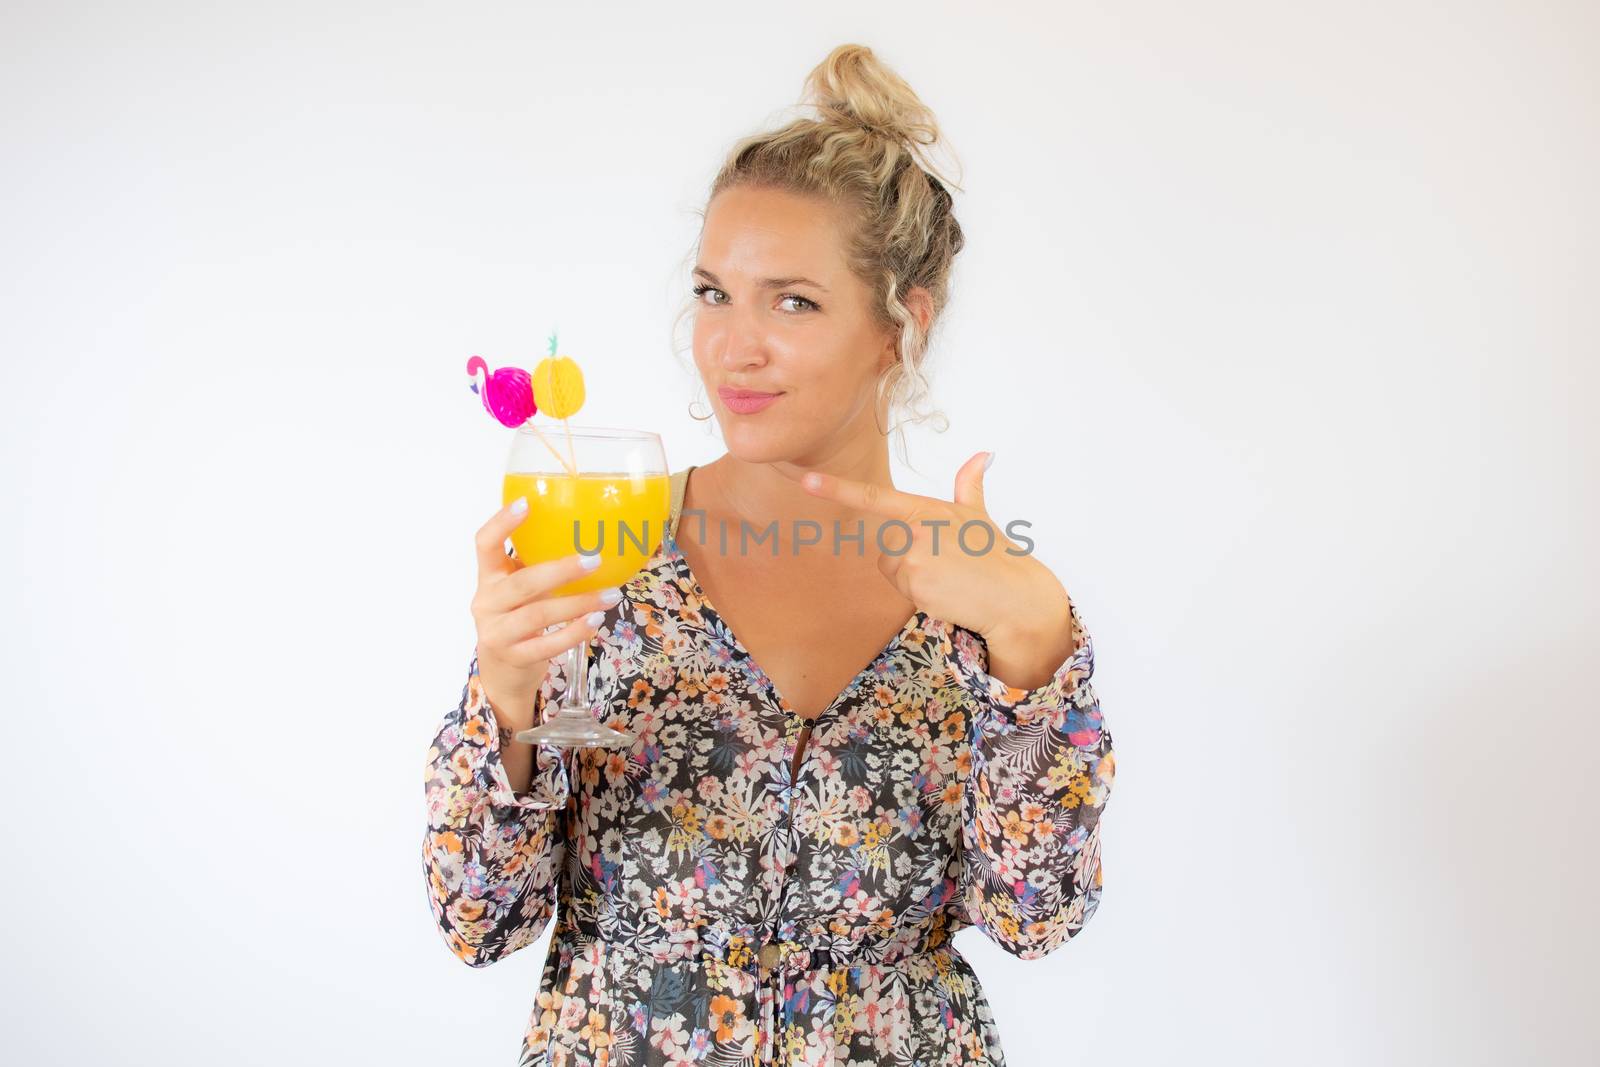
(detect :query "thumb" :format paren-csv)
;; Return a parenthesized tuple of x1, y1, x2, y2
(953, 450, 993, 511)
(476, 495, 530, 581)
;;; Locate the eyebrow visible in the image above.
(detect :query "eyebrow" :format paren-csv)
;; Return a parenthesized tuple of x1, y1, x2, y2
(693, 267, 830, 293)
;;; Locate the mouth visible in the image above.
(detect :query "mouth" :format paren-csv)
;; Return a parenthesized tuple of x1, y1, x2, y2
(716, 386, 784, 414)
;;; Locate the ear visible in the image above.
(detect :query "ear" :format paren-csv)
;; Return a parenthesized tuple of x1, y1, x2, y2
(878, 285, 935, 370)
(904, 285, 934, 336)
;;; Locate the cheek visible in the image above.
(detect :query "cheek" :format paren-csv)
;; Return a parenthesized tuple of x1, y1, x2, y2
(790, 367, 873, 423)
(690, 320, 722, 376)
(815, 347, 880, 397)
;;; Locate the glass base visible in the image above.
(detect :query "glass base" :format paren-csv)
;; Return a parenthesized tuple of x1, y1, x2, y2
(516, 707, 637, 749)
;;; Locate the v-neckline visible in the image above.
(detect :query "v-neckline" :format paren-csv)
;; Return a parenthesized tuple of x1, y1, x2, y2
(662, 523, 925, 725)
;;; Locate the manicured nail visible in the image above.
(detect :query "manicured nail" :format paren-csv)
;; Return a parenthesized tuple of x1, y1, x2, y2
(598, 586, 623, 606)
(578, 552, 602, 570)
(584, 610, 606, 626)
(982, 451, 996, 472)
(509, 496, 528, 517)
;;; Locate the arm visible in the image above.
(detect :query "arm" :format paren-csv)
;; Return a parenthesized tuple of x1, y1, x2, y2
(950, 598, 1116, 959)
(421, 654, 572, 968)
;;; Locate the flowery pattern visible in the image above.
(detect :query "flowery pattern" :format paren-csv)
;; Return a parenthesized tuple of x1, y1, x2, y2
(422, 522, 1115, 1066)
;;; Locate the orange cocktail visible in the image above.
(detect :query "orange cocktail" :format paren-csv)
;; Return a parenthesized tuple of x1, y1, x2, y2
(503, 470, 671, 597)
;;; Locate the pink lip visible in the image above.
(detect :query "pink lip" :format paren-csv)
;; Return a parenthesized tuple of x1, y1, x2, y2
(717, 387, 783, 414)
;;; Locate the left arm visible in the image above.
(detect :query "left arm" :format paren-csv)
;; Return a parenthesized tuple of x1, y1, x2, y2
(950, 597, 1115, 959)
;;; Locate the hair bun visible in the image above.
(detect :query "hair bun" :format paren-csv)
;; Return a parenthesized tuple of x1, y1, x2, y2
(804, 45, 938, 144)
(823, 109, 901, 142)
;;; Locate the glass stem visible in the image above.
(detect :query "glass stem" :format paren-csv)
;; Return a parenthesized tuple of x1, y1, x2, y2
(564, 633, 590, 714)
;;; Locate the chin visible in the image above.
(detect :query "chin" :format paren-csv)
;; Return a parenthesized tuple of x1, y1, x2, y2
(718, 417, 811, 465)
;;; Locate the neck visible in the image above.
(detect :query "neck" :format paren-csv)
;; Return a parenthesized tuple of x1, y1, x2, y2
(702, 434, 893, 537)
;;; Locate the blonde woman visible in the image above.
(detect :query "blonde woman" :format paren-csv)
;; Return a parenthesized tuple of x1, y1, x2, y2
(423, 43, 1115, 1067)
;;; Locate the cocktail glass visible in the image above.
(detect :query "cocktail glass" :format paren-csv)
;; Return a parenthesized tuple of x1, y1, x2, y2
(502, 425, 669, 748)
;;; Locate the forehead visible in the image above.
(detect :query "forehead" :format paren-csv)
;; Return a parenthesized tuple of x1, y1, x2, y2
(699, 185, 846, 277)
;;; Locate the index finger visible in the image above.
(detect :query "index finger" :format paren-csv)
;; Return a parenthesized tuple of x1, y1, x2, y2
(799, 470, 932, 520)
(475, 496, 530, 580)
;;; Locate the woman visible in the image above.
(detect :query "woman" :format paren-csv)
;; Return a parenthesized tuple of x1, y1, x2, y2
(423, 43, 1115, 1067)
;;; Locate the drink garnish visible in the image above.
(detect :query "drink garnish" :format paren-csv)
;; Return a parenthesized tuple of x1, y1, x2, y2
(465, 355, 534, 427)
(464, 330, 584, 476)
(531, 331, 586, 473)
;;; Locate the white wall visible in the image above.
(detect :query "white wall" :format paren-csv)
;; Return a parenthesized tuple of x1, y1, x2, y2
(2, 2, 1594, 1064)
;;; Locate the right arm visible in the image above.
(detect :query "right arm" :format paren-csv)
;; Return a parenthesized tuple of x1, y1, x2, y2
(420, 496, 613, 968)
(421, 658, 572, 967)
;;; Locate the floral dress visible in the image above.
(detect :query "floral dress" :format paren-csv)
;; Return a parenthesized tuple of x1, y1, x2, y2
(421, 468, 1116, 1067)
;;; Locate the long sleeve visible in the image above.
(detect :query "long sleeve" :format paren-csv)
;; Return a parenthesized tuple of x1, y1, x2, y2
(949, 599, 1116, 959)
(421, 653, 573, 967)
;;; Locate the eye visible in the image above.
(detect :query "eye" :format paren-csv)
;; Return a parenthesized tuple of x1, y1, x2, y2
(691, 285, 820, 314)
(779, 294, 820, 313)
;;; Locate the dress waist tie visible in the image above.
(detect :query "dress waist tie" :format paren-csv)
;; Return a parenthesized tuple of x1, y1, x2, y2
(557, 922, 948, 1066)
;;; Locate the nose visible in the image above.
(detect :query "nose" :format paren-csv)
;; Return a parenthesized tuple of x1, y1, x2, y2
(715, 311, 771, 372)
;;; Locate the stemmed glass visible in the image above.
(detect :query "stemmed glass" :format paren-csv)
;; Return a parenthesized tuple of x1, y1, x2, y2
(502, 425, 670, 748)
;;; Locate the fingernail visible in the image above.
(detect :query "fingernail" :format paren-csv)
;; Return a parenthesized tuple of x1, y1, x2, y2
(509, 496, 528, 517)
(584, 610, 606, 626)
(802, 472, 821, 490)
(598, 586, 623, 606)
(578, 552, 602, 570)
(982, 451, 996, 472)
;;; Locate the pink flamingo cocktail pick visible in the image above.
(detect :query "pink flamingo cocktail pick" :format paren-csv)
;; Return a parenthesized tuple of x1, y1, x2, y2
(465, 355, 536, 427)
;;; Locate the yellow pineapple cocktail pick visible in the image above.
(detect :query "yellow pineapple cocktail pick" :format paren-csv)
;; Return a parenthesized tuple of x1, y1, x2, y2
(532, 329, 586, 475)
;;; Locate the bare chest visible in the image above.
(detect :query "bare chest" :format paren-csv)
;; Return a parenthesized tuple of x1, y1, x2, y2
(680, 541, 917, 726)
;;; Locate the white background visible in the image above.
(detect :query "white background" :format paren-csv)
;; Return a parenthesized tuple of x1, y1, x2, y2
(3, 2, 1594, 1064)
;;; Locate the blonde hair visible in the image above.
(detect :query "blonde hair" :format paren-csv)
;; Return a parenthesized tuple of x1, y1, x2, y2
(674, 43, 967, 462)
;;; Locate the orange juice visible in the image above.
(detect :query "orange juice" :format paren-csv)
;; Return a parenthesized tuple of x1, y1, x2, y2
(502, 470, 671, 596)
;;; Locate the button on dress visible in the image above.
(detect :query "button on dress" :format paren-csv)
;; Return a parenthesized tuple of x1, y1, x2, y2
(422, 467, 1116, 1066)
